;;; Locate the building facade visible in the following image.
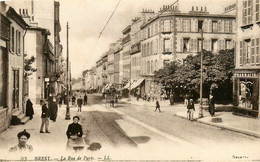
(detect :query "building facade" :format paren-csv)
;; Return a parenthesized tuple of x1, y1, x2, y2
(0, 2, 29, 132)
(233, 0, 260, 118)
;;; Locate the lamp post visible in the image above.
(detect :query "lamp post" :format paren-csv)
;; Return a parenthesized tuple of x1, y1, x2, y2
(65, 22, 70, 120)
(198, 20, 204, 118)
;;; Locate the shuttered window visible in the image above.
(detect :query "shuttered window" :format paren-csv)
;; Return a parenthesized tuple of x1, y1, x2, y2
(243, 0, 253, 25)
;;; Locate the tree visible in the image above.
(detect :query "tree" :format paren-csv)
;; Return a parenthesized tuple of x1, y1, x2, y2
(24, 55, 37, 80)
(154, 49, 235, 103)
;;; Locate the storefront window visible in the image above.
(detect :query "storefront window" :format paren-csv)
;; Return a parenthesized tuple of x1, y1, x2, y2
(239, 79, 254, 109)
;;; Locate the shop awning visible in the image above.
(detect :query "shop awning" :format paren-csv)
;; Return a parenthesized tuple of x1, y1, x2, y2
(122, 80, 134, 90)
(130, 78, 144, 90)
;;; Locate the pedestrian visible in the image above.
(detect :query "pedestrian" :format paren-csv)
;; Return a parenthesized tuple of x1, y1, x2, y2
(59, 96, 63, 107)
(25, 98, 34, 120)
(66, 116, 83, 150)
(170, 94, 174, 106)
(50, 98, 58, 122)
(40, 99, 50, 133)
(154, 99, 161, 112)
(72, 95, 76, 106)
(77, 96, 83, 112)
(209, 93, 215, 116)
(184, 94, 189, 106)
(9, 129, 33, 153)
(187, 99, 195, 121)
(83, 94, 88, 105)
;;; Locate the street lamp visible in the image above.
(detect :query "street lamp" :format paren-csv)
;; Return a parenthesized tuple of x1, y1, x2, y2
(65, 22, 70, 120)
(198, 20, 204, 118)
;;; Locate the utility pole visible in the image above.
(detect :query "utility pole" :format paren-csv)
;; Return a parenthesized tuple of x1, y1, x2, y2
(65, 22, 70, 120)
(199, 20, 204, 118)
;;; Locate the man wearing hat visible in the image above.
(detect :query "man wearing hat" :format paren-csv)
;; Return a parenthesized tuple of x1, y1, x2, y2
(40, 99, 50, 133)
(9, 129, 33, 152)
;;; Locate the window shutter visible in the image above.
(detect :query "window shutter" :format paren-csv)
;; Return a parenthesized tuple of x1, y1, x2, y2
(240, 41, 243, 65)
(180, 38, 183, 52)
(195, 19, 198, 32)
(217, 40, 221, 51)
(171, 38, 173, 52)
(194, 39, 197, 52)
(256, 38, 260, 64)
(191, 19, 195, 32)
(243, 41, 247, 64)
(161, 39, 164, 52)
(190, 39, 193, 52)
(187, 19, 191, 32)
(208, 39, 211, 51)
(232, 20, 236, 33)
(208, 20, 212, 32)
(251, 39, 255, 64)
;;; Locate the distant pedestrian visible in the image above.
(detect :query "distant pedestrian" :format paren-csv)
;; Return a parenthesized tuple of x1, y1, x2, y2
(40, 100, 50, 133)
(187, 99, 195, 121)
(25, 98, 34, 120)
(170, 94, 174, 106)
(184, 94, 189, 106)
(209, 93, 215, 116)
(77, 96, 83, 112)
(50, 98, 58, 122)
(84, 94, 88, 105)
(72, 95, 76, 106)
(154, 99, 161, 112)
(59, 96, 63, 107)
(9, 129, 33, 153)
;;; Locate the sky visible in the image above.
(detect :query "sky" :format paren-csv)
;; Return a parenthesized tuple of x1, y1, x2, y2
(59, 0, 236, 79)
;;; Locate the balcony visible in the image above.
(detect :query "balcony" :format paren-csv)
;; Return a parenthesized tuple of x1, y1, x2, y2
(131, 43, 141, 54)
(162, 48, 172, 55)
(122, 34, 131, 44)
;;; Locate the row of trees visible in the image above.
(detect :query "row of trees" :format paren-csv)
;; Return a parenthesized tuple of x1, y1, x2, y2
(154, 49, 235, 103)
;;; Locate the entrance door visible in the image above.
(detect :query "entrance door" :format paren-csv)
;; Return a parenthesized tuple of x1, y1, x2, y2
(12, 70, 19, 109)
(0, 47, 7, 107)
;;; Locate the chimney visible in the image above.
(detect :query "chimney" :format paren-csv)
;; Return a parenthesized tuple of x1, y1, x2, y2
(196, 6, 198, 11)
(23, 9, 25, 16)
(205, 6, 207, 11)
(26, 9, 28, 16)
(192, 6, 194, 11)
(19, 9, 21, 15)
(201, 6, 203, 11)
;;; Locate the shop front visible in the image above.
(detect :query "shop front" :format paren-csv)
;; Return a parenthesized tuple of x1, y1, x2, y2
(233, 71, 259, 118)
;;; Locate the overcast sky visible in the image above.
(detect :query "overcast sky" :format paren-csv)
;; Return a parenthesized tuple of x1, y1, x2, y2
(59, 0, 235, 79)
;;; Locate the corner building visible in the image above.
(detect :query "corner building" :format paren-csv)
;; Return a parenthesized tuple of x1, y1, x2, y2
(233, 0, 260, 118)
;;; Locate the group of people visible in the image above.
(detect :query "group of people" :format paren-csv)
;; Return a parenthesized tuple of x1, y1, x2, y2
(72, 94, 88, 112)
(9, 115, 84, 153)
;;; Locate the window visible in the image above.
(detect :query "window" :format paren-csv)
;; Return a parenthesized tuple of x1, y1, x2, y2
(151, 25, 154, 36)
(243, 0, 253, 25)
(143, 44, 146, 56)
(164, 39, 171, 52)
(155, 60, 157, 71)
(182, 19, 191, 32)
(225, 39, 232, 50)
(218, 21, 222, 32)
(212, 21, 218, 32)
(155, 39, 158, 53)
(244, 39, 251, 64)
(11, 27, 15, 52)
(147, 43, 150, 56)
(224, 21, 232, 33)
(148, 28, 150, 38)
(183, 38, 190, 52)
(212, 39, 218, 52)
(12, 70, 19, 109)
(16, 30, 21, 55)
(256, 0, 260, 21)
(163, 20, 171, 32)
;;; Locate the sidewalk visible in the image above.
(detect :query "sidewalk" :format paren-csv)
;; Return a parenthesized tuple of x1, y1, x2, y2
(0, 104, 82, 160)
(121, 98, 260, 138)
(175, 108, 260, 138)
